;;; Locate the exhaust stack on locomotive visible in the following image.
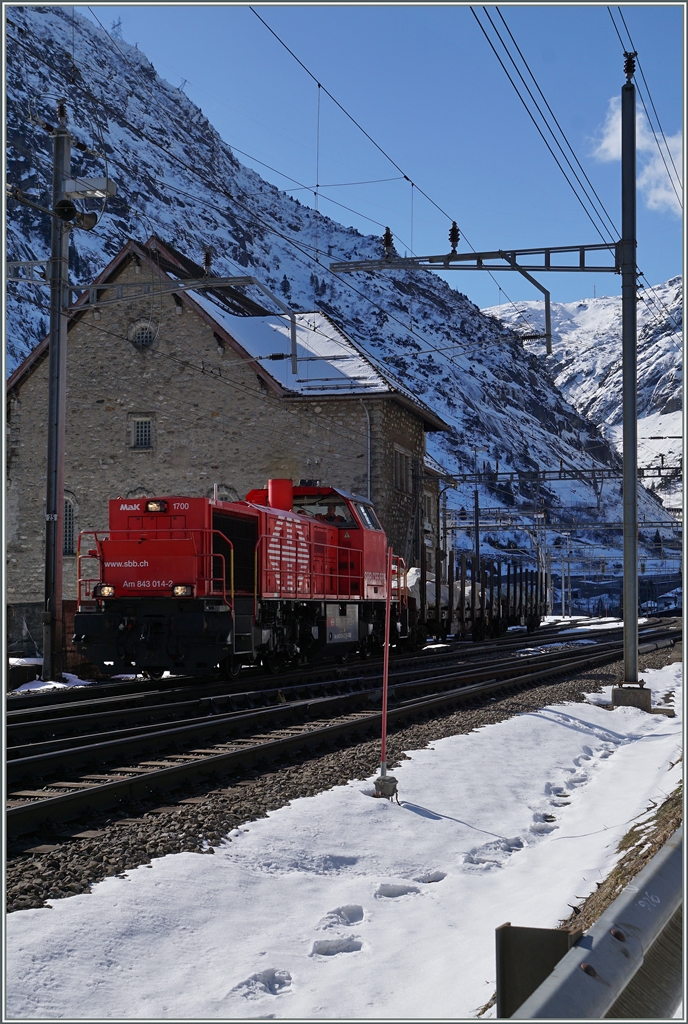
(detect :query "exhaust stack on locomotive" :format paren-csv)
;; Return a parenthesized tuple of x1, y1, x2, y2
(73, 481, 409, 679)
(267, 478, 293, 512)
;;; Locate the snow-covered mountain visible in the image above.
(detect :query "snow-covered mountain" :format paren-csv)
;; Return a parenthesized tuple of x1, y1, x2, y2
(6, 6, 678, 564)
(484, 280, 683, 508)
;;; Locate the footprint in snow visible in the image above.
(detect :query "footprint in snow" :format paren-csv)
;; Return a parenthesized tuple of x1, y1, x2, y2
(567, 771, 589, 787)
(462, 836, 525, 871)
(414, 870, 446, 884)
(375, 883, 421, 898)
(317, 904, 364, 929)
(530, 811, 558, 836)
(230, 968, 292, 999)
(311, 937, 363, 956)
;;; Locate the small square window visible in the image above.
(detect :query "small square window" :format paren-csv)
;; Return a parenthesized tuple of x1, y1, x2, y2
(133, 418, 152, 449)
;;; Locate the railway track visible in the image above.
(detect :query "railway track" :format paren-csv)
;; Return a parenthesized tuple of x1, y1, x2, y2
(5, 618, 633, 740)
(6, 616, 591, 707)
(6, 616, 657, 719)
(6, 620, 677, 753)
(6, 620, 679, 837)
(5, 619, 674, 749)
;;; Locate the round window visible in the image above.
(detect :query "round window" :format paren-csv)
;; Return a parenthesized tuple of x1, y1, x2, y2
(128, 319, 158, 350)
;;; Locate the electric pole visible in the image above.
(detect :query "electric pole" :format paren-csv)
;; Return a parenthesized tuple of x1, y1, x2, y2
(621, 52, 639, 685)
(42, 101, 71, 682)
(561, 538, 566, 618)
(473, 488, 480, 570)
(568, 543, 572, 618)
(473, 450, 481, 631)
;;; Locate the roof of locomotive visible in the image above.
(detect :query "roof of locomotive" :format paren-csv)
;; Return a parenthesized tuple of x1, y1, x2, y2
(243, 485, 373, 508)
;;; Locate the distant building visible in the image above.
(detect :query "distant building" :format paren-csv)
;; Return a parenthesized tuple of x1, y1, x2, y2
(6, 237, 450, 653)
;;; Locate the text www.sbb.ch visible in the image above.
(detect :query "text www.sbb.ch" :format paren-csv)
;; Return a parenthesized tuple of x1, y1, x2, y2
(104, 560, 149, 568)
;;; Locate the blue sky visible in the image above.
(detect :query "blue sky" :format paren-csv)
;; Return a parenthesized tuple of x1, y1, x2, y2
(81, 4, 683, 309)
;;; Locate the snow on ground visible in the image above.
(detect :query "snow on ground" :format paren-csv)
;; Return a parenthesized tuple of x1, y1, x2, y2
(544, 614, 621, 627)
(12, 672, 99, 693)
(11, 665, 152, 692)
(6, 663, 681, 1019)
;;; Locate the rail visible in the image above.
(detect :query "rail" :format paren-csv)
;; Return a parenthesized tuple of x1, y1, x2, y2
(512, 826, 683, 1019)
(77, 529, 234, 608)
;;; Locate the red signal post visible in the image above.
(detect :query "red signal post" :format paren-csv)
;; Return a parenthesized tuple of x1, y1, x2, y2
(380, 545, 393, 775)
(374, 545, 399, 800)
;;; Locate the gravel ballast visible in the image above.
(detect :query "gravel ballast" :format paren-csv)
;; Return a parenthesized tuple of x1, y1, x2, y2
(6, 649, 677, 913)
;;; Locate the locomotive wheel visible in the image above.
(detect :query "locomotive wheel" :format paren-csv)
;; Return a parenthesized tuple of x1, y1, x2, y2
(145, 668, 164, 680)
(263, 650, 283, 675)
(335, 650, 349, 664)
(359, 645, 372, 659)
(222, 656, 242, 680)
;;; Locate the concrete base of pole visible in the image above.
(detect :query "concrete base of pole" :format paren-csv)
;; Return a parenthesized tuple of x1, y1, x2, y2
(612, 686, 652, 713)
(374, 775, 399, 802)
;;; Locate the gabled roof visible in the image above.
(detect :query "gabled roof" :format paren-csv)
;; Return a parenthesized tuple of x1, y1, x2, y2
(424, 452, 453, 478)
(7, 237, 449, 432)
(6, 236, 269, 392)
(182, 294, 447, 430)
(194, 296, 388, 395)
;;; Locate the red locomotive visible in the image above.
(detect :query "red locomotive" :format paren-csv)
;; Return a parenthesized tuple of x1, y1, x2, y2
(73, 480, 408, 678)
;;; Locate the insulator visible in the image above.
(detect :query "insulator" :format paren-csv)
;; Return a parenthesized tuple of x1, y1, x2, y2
(382, 226, 394, 256)
(623, 51, 637, 80)
(203, 248, 212, 274)
(449, 221, 460, 253)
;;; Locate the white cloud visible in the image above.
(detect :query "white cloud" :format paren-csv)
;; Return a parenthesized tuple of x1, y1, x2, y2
(638, 129, 683, 214)
(593, 96, 683, 216)
(593, 96, 623, 162)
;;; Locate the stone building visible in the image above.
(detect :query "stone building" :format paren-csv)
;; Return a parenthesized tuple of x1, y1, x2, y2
(6, 238, 449, 652)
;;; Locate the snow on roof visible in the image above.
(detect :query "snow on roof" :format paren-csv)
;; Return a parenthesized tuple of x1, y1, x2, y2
(191, 296, 391, 396)
(188, 295, 447, 430)
(424, 452, 451, 478)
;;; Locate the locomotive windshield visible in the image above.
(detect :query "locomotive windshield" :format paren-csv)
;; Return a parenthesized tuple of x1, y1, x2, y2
(355, 503, 382, 530)
(293, 496, 355, 526)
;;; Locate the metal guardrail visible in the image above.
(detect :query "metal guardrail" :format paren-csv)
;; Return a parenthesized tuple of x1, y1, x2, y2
(512, 826, 683, 1018)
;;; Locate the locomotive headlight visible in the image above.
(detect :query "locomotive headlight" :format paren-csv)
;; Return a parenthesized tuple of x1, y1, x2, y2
(94, 583, 115, 598)
(173, 584, 194, 597)
(146, 500, 168, 513)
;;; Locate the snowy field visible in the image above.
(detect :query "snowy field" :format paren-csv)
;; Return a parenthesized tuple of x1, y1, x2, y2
(6, 662, 682, 1020)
